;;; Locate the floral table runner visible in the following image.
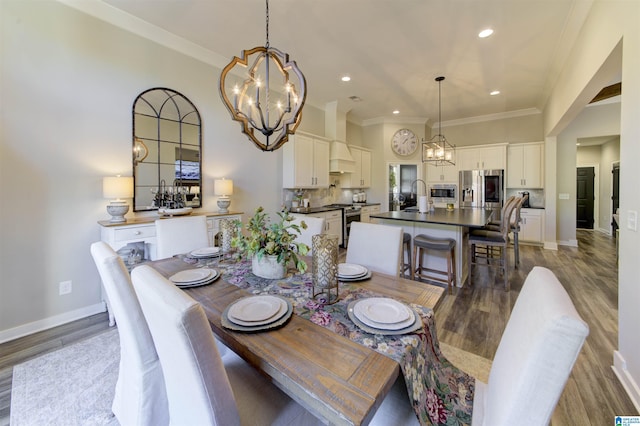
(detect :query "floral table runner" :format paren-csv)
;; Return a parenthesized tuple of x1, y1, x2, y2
(181, 256, 474, 425)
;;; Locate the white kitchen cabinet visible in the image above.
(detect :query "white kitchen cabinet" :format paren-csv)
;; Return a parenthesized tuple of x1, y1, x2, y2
(360, 204, 381, 223)
(282, 133, 330, 188)
(518, 208, 544, 243)
(305, 209, 343, 245)
(507, 142, 544, 188)
(457, 144, 507, 171)
(341, 146, 372, 188)
(426, 163, 458, 183)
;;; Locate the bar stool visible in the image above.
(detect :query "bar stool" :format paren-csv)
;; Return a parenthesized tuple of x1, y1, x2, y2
(401, 232, 412, 278)
(412, 234, 456, 293)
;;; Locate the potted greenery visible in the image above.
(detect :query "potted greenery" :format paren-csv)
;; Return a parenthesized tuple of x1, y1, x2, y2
(231, 207, 310, 279)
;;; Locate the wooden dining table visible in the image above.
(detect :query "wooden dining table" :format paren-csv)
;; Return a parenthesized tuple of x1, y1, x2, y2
(147, 255, 446, 426)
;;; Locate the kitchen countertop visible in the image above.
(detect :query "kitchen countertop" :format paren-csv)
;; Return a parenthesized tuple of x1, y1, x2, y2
(371, 208, 494, 228)
(290, 206, 343, 214)
(290, 202, 381, 214)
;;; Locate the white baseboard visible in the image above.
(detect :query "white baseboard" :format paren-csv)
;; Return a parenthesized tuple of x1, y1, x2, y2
(598, 227, 612, 236)
(544, 241, 558, 250)
(0, 302, 106, 344)
(557, 239, 579, 247)
(612, 351, 640, 413)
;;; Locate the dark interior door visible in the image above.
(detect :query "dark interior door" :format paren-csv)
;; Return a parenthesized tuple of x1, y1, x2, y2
(612, 163, 620, 234)
(576, 167, 595, 229)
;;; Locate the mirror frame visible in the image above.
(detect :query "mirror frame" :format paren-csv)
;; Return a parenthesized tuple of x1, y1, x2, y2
(132, 88, 202, 211)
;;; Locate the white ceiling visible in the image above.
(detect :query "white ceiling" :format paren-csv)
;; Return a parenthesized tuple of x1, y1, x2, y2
(99, 0, 594, 125)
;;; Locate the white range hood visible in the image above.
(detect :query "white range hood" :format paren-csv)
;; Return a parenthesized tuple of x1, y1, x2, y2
(325, 101, 355, 173)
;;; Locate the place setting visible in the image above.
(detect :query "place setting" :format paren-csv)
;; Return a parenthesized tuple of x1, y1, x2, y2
(347, 297, 422, 335)
(222, 294, 293, 332)
(188, 246, 224, 259)
(169, 268, 220, 288)
(337, 263, 372, 282)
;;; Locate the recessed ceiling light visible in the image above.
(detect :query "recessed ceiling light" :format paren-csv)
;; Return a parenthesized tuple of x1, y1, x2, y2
(490, 90, 500, 96)
(341, 75, 351, 82)
(478, 28, 494, 38)
(576, 143, 581, 146)
(392, 110, 400, 115)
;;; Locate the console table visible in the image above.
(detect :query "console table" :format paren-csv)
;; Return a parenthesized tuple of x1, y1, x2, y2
(98, 211, 242, 325)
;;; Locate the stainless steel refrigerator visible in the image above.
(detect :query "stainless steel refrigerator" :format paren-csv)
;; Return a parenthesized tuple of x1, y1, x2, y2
(459, 169, 505, 212)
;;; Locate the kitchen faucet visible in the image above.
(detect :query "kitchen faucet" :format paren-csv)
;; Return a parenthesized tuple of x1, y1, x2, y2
(410, 179, 427, 199)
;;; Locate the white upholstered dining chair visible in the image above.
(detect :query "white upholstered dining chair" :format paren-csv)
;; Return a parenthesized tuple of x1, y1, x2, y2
(90, 242, 169, 426)
(371, 266, 589, 425)
(290, 214, 325, 250)
(346, 221, 404, 276)
(155, 215, 209, 259)
(131, 265, 321, 426)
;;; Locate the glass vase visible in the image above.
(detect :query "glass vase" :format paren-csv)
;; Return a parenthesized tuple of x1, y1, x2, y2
(220, 219, 234, 257)
(311, 234, 339, 304)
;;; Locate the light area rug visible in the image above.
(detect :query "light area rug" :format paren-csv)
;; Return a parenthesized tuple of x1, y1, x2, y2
(9, 329, 491, 426)
(11, 329, 120, 426)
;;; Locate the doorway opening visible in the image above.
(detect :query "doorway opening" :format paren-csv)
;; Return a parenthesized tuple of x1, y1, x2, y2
(388, 163, 421, 211)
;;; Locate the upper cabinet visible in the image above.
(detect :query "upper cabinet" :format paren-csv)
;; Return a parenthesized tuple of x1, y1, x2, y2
(507, 142, 544, 188)
(456, 144, 507, 171)
(282, 134, 330, 188)
(341, 146, 372, 188)
(426, 163, 458, 183)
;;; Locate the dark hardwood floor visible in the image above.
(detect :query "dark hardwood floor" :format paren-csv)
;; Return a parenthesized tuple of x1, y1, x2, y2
(434, 229, 639, 424)
(0, 230, 637, 425)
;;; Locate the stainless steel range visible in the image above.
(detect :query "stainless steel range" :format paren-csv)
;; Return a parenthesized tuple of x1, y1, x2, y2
(323, 204, 361, 248)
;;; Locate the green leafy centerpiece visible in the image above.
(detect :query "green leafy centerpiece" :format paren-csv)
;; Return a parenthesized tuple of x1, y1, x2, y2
(231, 207, 310, 279)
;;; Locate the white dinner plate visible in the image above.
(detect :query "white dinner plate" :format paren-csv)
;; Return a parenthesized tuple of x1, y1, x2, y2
(190, 247, 222, 258)
(338, 263, 368, 278)
(226, 298, 288, 326)
(354, 297, 412, 324)
(174, 271, 219, 288)
(228, 295, 283, 322)
(170, 268, 213, 284)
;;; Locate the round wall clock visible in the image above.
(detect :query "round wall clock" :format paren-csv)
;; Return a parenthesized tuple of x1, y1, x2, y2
(391, 128, 419, 156)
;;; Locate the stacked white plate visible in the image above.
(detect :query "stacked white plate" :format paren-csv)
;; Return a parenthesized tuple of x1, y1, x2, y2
(349, 297, 421, 335)
(189, 247, 222, 258)
(223, 295, 292, 331)
(169, 268, 219, 288)
(337, 263, 371, 281)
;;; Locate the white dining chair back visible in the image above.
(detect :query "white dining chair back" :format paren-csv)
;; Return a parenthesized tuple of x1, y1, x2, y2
(131, 265, 321, 426)
(346, 221, 403, 276)
(472, 266, 589, 426)
(90, 242, 169, 426)
(290, 214, 325, 249)
(155, 215, 209, 259)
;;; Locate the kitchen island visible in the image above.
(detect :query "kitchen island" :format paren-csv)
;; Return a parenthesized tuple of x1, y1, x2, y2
(371, 208, 494, 287)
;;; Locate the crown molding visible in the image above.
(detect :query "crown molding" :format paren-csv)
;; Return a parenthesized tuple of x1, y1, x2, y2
(56, 0, 230, 69)
(438, 108, 542, 128)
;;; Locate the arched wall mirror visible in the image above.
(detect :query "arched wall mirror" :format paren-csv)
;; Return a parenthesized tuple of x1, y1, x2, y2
(133, 88, 202, 211)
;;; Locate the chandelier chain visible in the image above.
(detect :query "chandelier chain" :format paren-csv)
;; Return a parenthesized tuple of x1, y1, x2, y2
(265, 0, 270, 48)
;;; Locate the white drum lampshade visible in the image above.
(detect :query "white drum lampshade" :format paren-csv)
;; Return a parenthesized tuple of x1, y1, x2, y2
(103, 176, 134, 223)
(214, 178, 233, 213)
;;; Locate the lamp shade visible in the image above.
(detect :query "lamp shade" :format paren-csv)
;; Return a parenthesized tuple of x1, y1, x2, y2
(214, 179, 233, 196)
(103, 176, 134, 200)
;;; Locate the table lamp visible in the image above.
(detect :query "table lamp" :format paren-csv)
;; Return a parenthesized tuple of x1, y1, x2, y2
(214, 178, 233, 213)
(103, 176, 134, 223)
